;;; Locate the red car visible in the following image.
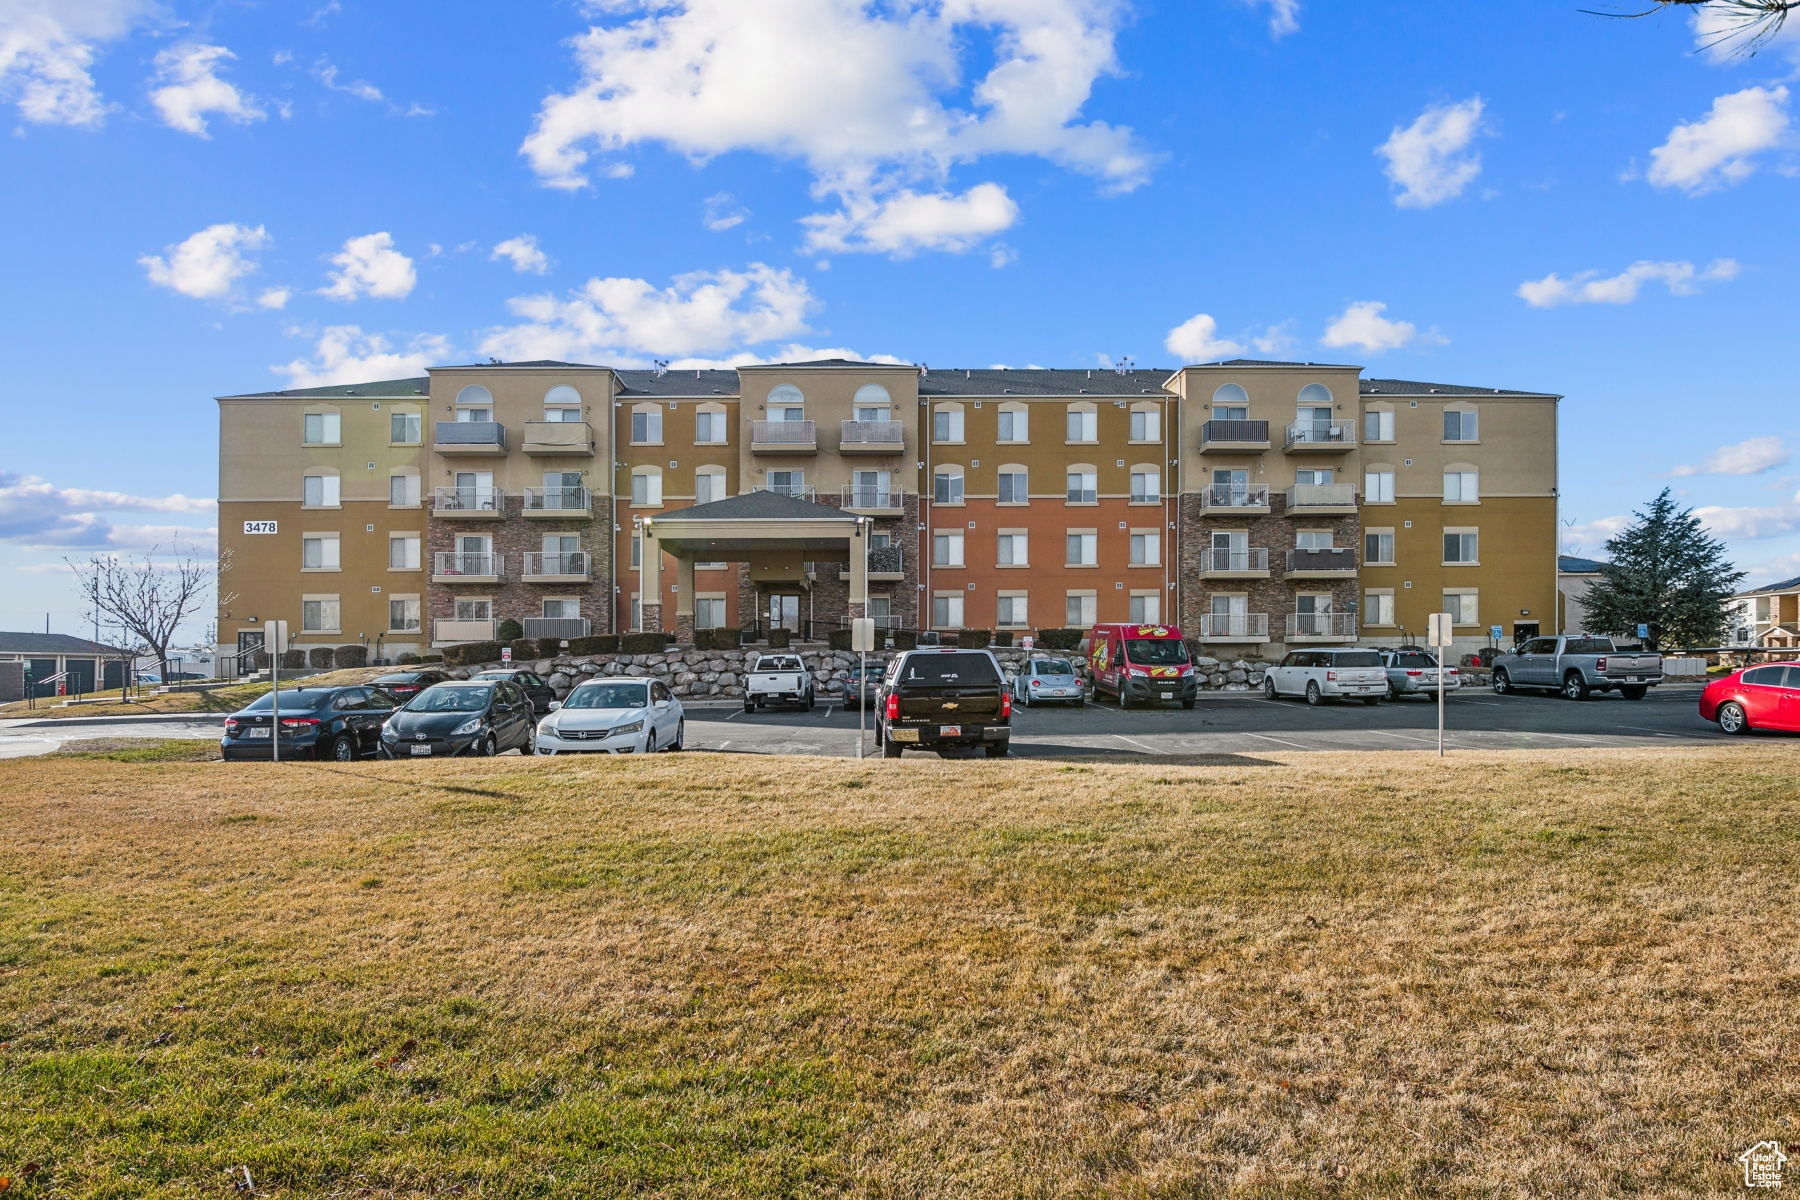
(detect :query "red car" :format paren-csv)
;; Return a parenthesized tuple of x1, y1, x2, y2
(1700, 664, 1800, 734)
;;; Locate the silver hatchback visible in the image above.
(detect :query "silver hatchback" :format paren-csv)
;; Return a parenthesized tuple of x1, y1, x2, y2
(1011, 657, 1086, 707)
(1377, 648, 1462, 700)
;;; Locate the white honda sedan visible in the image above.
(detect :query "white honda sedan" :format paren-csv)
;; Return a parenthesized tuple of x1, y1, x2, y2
(535, 678, 685, 755)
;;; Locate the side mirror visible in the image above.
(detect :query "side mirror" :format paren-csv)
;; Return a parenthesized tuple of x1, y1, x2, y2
(547, 700, 561, 712)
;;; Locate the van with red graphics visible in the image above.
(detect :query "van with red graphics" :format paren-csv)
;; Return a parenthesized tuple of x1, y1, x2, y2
(1087, 623, 1198, 709)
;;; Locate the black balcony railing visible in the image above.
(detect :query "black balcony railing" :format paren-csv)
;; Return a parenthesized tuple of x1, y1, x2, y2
(1202, 419, 1270, 444)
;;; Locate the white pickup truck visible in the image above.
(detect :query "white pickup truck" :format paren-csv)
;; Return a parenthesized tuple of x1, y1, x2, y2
(743, 653, 815, 712)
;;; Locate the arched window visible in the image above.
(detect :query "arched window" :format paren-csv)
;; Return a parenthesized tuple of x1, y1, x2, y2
(694, 402, 729, 444)
(933, 403, 965, 443)
(694, 466, 727, 505)
(1066, 402, 1097, 443)
(630, 402, 663, 444)
(1129, 402, 1162, 443)
(766, 384, 804, 416)
(853, 383, 891, 415)
(1129, 463, 1161, 503)
(1297, 383, 1333, 407)
(544, 384, 580, 406)
(455, 385, 493, 419)
(630, 466, 663, 507)
(1065, 464, 1098, 504)
(996, 463, 1029, 504)
(1211, 383, 1249, 417)
(933, 465, 965, 504)
(996, 402, 1028, 443)
(543, 385, 582, 421)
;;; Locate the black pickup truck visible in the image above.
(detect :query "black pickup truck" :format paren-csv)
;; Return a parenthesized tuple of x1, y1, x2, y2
(876, 648, 1011, 758)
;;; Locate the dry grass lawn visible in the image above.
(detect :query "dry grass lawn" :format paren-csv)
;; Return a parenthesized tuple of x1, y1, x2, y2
(0, 746, 1795, 1197)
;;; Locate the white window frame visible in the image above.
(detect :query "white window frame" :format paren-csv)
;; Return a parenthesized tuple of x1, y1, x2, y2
(1066, 404, 1098, 444)
(1129, 530, 1160, 567)
(1364, 529, 1395, 566)
(1129, 405, 1162, 444)
(933, 531, 965, 567)
(631, 404, 664, 445)
(996, 592, 1029, 628)
(1364, 469, 1395, 504)
(1443, 528, 1479, 565)
(301, 534, 341, 571)
(388, 533, 421, 570)
(934, 466, 965, 505)
(1443, 469, 1479, 503)
(931, 593, 965, 629)
(388, 596, 422, 633)
(996, 404, 1029, 444)
(631, 468, 663, 507)
(301, 595, 341, 633)
(996, 531, 1029, 567)
(1364, 590, 1396, 626)
(1444, 590, 1479, 626)
(302, 473, 340, 509)
(933, 404, 965, 444)
(303, 411, 341, 445)
(1066, 592, 1097, 628)
(997, 466, 1029, 505)
(1066, 530, 1098, 567)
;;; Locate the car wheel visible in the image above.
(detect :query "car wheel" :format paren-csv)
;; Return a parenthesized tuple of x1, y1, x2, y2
(1119, 689, 1132, 710)
(477, 733, 496, 758)
(1385, 681, 1399, 701)
(644, 730, 655, 754)
(882, 737, 903, 758)
(743, 700, 755, 714)
(985, 742, 1008, 758)
(1492, 670, 1512, 695)
(1181, 699, 1195, 710)
(1717, 701, 1749, 735)
(522, 725, 535, 756)
(1620, 686, 1647, 701)
(1263, 677, 1278, 700)
(1305, 681, 1322, 706)
(331, 734, 356, 762)
(671, 720, 684, 751)
(1562, 672, 1589, 702)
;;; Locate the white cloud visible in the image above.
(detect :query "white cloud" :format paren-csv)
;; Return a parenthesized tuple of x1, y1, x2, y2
(1517, 258, 1740, 307)
(0, 470, 215, 551)
(257, 286, 291, 310)
(800, 182, 1019, 256)
(1164, 313, 1246, 362)
(319, 232, 416, 301)
(1251, 320, 1297, 356)
(0, 0, 157, 127)
(703, 191, 747, 232)
(520, 0, 1153, 255)
(1673, 436, 1790, 478)
(491, 235, 549, 275)
(667, 343, 911, 370)
(1377, 97, 1485, 209)
(1743, 551, 1800, 585)
(1648, 86, 1789, 193)
(1320, 301, 1425, 353)
(1253, 0, 1300, 38)
(139, 223, 269, 300)
(274, 325, 448, 388)
(1563, 514, 1632, 558)
(148, 43, 263, 137)
(313, 58, 381, 102)
(479, 263, 815, 364)
(1694, 500, 1800, 540)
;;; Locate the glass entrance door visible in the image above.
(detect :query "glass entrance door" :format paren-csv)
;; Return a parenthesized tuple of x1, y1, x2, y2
(768, 594, 800, 632)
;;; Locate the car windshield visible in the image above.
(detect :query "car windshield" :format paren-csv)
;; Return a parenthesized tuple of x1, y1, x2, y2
(1033, 660, 1075, 676)
(757, 656, 803, 672)
(1126, 639, 1190, 665)
(563, 682, 650, 709)
(1565, 638, 1614, 655)
(405, 686, 491, 712)
(900, 652, 1001, 685)
(472, 671, 516, 681)
(1333, 651, 1383, 668)
(243, 689, 335, 711)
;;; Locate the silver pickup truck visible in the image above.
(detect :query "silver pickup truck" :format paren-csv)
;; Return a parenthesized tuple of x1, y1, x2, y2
(1490, 635, 1663, 701)
(743, 652, 815, 712)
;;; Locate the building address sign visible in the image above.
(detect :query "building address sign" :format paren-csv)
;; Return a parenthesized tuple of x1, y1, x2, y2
(244, 520, 278, 534)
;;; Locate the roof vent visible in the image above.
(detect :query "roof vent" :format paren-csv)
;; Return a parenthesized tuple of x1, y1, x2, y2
(345, 390, 356, 395)
(1430, 388, 1438, 393)
(1003, 388, 1011, 393)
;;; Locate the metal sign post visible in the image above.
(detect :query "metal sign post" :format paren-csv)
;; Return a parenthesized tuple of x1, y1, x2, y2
(851, 617, 876, 759)
(1428, 612, 1452, 758)
(268, 620, 289, 763)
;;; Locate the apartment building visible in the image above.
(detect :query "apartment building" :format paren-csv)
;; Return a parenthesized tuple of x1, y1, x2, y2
(215, 356, 1558, 666)
(1731, 576, 1800, 648)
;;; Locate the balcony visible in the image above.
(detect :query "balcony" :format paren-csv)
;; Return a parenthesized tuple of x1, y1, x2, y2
(1286, 612, 1358, 641)
(839, 420, 906, 453)
(1284, 547, 1358, 579)
(841, 485, 906, 515)
(434, 421, 506, 454)
(523, 617, 590, 641)
(1283, 484, 1358, 515)
(432, 486, 507, 518)
(521, 421, 596, 456)
(432, 552, 503, 584)
(1200, 419, 1271, 452)
(841, 545, 906, 583)
(1198, 484, 1271, 515)
(1283, 420, 1356, 453)
(433, 618, 496, 645)
(1200, 547, 1269, 578)
(1197, 613, 1270, 643)
(522, 552, 591, 583)
(750, 419, 817, 454)
(522, 486, 592, 517)
(753, 483, 817, 501)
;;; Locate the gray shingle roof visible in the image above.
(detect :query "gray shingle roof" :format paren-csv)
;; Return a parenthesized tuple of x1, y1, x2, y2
(651, 491, 857, 522)
(615, 369, 742, 397)
(1362, 377, 1559, 398)
(0, 632, 127, 655)
(1743, 574, 1800, 595)
(431, 360, 606, 369)
(217, 376, 429, 400)
(1200, 358, 1362, 370)
(1559, 555, 1607, 574)
(919, 368, 1174, 398)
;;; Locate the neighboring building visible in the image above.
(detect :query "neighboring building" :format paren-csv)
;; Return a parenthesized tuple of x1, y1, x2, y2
(1557, 554, 1606, 635)
(0, 633, 130, 698)
(215, 357, 1560, 663)
(1733, 575, 1800, 648)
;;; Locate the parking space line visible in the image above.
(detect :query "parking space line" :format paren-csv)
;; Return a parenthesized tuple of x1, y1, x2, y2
(1242, 732, 1311, 749)
(1112, 734, 1165, 754)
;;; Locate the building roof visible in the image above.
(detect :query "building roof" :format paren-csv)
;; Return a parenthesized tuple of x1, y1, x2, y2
(1361, 377, 1559, 398)
(1192, 358, 1363, 370)
(0, 632, 128, 656)
(919, 368, 1175, 398)
(429, 360, 607, 370)
(744, 358, 904, 369)
(217, 376, 429, 400)
(1559, 555, 1607, 574)
(1741, 574, 1800, 596)
(650, 490, 857, 523)
(614, 368, 742, 398)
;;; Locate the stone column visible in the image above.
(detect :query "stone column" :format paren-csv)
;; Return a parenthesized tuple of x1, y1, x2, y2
(638, 523, 660, 632)
(673, 554, 695, 645)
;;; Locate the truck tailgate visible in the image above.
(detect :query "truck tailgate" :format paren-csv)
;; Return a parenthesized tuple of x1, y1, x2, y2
(900, 686, 1002, 722)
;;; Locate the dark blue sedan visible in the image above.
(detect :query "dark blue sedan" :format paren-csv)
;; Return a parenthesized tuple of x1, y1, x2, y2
(222, 686, 398, 761)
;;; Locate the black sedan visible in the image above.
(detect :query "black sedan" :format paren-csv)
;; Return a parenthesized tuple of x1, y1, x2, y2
(379, 680, 536, 758)
(222, 686, 398, 761)
(470, 668, 559, 716)
(370, 669, 450, 704)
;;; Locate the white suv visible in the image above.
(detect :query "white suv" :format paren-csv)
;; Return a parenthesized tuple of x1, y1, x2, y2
(1265, 648, 1387, 706)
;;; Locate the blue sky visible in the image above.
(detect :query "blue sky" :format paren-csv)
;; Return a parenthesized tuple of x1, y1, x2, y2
(3, 0, 1798, 641)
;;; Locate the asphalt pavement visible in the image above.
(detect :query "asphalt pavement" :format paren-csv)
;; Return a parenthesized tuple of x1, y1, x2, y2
(0, 683, 1742, 762)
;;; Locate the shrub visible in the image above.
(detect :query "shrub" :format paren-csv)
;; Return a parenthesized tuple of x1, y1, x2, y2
(496, 618, 524, 643)
(620, 632, 668, 655)
(695, 628, 742, 651)
(420, 653, 444, 664)
(891, 629, 918, 651)
(333, 644, 367, 668)
(567, 634, 620, 656)
(446, 641, 501, 668)
(281, 649, 306, 670)
(397, 653, 421, 665)
(766, 628, 792, 650)
(308, 647, 336, 669)
(956, 629, 993, 649)
(827, 628, 853, 651)
(510, 638, 540, 663)
(991, 631, 1013, 648)
(1036, 628, 1084, 651)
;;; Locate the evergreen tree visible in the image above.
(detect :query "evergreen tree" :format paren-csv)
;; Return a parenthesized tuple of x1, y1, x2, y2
(1580, 489, 1743, 649)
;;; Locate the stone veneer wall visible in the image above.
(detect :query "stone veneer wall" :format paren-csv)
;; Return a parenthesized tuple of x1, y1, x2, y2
(428, 498, 615, 637)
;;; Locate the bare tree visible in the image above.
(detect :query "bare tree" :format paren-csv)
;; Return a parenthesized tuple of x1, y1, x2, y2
(68, 548, 213, 686)
(1589, 0, 1796, 54)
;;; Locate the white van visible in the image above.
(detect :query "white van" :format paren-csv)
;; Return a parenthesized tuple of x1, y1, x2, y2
(1265, 648, 1387, 705)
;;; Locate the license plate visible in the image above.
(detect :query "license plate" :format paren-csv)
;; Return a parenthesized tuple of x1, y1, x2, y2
(939, 725, 962, 738)
(410, 744, 431, 756)
(889, 728, 918, 742)
(1626, 676, 1640, 682)
(1159, 691, 1173, 698)
(244, 728, 270, 739)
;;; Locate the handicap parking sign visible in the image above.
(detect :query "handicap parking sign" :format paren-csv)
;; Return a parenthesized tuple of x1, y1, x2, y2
(1490, 625, 1503, 641)
(1637, 624, 1649, 639)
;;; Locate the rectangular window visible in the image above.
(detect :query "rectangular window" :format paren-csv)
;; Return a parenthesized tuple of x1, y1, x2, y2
(1130, 409, 1161, 442)
(301, 597, 340, 631)
(389, 598, 421, 632)
(632, 410, 663, 443)
(1066, 532, 1097, 566)
(1296, 530, 1334, 551)
(456, 406, 491, 423)
(631, 473, 662, 505)
(1364, 531, 1395, 564)
(997, 409, 1027, 442)
(1066, 408, 1097, 442)
(389, 474, 420, 506)
(934, 470, 964, 504)
(1364, 410, 1394, 442)
(695, 597, 727, 629)
(1444, 531, 1479, 563)
(932, 594, 965, 628)
(388, 535, 420, 570)
(303, 413, 340, 444)
(1129, 593, 1160, 624)
(933, 532, 965, 566)
(1066, 593, 1097, 628)
(390, 411, 421, 443)
(1066, 470, 1097, 503)
(997, 533, 1028, 566)
(1295, 468, 1334, 486)
(1129, 532, 1160, 566)
(455, 598, 492, 621)
(1129, 470, 1160, 503)
(933, 408, 964, 442)
(302, 535, 340, 570)
(695, 411, 728, 444)
(998, 470, 1028, 504)
(1444, 410, 1479, 441)
(695, 472, 723, 504)
(1445, 592, 1479, 625)
(542, 599, 581, 620)
(1444, 471, 1479, 502)
(1365, 470, 1394, 503)
(767, 470, 803, 497)
(1365, 592, 1395, 625)
(996, 595, 1028, 628)
(302, 475, 339, 507)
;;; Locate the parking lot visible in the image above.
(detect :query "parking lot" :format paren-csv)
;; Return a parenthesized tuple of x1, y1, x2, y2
(0, 683, 1739, 761)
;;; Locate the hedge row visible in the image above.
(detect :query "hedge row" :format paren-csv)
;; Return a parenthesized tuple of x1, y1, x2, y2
(694, 627, 742, 651)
